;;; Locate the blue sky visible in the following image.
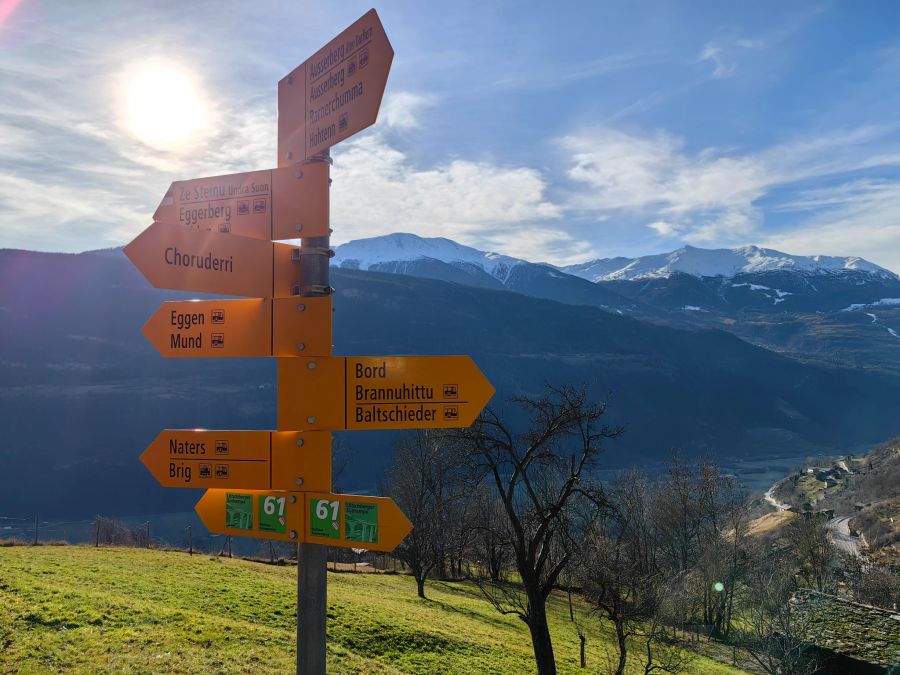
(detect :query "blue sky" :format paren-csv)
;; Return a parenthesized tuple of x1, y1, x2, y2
(3, 1, 900, 271)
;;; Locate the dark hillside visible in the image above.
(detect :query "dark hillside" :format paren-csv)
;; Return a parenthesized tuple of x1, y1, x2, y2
(2, 248, 900, 518)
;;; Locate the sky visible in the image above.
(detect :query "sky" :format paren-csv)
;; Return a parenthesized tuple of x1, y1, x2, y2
(3, 1, 900, 271)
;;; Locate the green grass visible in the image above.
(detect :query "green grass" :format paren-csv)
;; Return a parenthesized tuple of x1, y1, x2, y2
(795, 474, 827, 503)
(0, 546, 748, 674)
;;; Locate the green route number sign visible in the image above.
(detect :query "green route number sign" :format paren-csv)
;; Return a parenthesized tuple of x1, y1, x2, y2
(308, 498, 379, 544)
(259, 495, 287, 534)
(310, 498, 340, 539)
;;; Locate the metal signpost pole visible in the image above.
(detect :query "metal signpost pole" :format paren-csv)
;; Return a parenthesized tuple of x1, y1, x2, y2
(296, 151, 332, 675)
(126, 11, 474, 675)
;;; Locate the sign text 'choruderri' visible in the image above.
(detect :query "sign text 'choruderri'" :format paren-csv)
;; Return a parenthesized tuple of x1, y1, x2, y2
(124, 222, 297, 298)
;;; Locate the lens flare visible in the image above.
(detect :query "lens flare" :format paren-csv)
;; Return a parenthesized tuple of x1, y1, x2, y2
(0, 0, 23, 30)
(123, 60, 210, 151)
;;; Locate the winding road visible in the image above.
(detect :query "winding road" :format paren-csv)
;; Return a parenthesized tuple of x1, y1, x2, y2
(763, 479, 864, 557)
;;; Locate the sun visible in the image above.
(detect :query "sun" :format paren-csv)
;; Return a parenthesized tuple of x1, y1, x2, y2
(123, 60, 210, 151)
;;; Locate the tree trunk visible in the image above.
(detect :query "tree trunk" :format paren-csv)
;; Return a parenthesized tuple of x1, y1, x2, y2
(615, 620, 627, 675)
(579, 633, 586, 669)
(526, 593, 557, 675)
(416, 576, 426, 599)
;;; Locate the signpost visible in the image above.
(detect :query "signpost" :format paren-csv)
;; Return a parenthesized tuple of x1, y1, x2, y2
(304, 493, 412, 552)
(153, 164, 329, 241)
(125, 9, 494, 675)
(195, 489, 304, 542)
(124, 222, 298, 298)
(140, 430, 332, 491)
(277, 356, 495, 431)
(278, 8, 394, 162)
(195, 490, 412, 552)
(141, 298, 332, 358)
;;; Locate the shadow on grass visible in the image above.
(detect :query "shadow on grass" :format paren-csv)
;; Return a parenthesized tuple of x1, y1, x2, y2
(412, 581, 524, 632)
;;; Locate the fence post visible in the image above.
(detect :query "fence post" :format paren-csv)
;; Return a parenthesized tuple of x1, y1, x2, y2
(33, 514, 38, 545)
(187, 525, 193, 555)
(145, 521, 150, 548)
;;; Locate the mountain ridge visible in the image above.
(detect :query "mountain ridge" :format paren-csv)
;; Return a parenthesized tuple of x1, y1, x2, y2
(332, 233, 897, 282)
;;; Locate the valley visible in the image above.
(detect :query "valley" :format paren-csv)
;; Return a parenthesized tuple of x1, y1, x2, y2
(3, 244, 900, 519)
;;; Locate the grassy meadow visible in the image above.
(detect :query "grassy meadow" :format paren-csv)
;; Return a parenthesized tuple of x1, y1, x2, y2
(0, 545, 749, 674)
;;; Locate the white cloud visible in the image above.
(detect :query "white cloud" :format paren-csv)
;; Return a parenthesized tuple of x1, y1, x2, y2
(699, 44, 734, 78)
(381, 92, 434, 130)
(560, 125, 900, 249)
(647, 221, 680, 237)
(329, 133, 591, 263)
(760, 180, 900, 274)
(561, 128, 768, 242)
(697, 38, 763, 79)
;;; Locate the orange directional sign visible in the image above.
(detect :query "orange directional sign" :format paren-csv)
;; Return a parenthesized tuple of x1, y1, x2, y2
(278, 8, 393, 164)
(277, 356, 495, 431)
(141, 430, 332, 492)
(141, 297, 332, 358)
(304, 493, 412, 552)
(154, 164, 329, 241)
(124, 222, 297, 297)
(195, 489, 304, 542)
(195, 489, 412, 551)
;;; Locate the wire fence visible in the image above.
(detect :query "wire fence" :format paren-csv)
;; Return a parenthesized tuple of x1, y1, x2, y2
(0, 513, 404, 572)
(1, 512, 230, 554)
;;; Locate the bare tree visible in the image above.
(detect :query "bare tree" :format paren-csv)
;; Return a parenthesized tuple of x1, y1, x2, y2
(843, 555, 900, 610)
(580, 470, 659, 675)
(788, 516, 838, 593)
(740, 547, 818, 675)
(456, 384, 623, 675)
(651, 453, 752, 639)
(637, 575, 695, 675)
(564, 564, 589, 669)
(692, 470, 749, 639)
(468, 486, 511, 582)
(385, 430, 464, 598)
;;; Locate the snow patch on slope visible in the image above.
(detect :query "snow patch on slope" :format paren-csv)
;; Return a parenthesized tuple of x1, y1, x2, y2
(732, 282, 793, 305)
(842, 298, 900, 311)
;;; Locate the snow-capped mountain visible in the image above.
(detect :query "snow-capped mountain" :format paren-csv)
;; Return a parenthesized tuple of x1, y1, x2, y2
(334, 235, 896, 284)
(561, 245, 896, 282)
(330, 235, 900, 366)
(333, 233, 524, 283)
(332, 232, 638, 311)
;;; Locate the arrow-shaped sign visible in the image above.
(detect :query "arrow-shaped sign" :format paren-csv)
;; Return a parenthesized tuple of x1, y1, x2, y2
(304, 492, 412, 552)
(277, 356, 495, 431)
(154, 164, 329, 241)
(195, 489, 303, 542)
(124, 222, 297, 297)
(194, 489, 412, 551)
(278, 8, 393, 164)
(141, 297, 332, 358)
(140, 430, 332, 492)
